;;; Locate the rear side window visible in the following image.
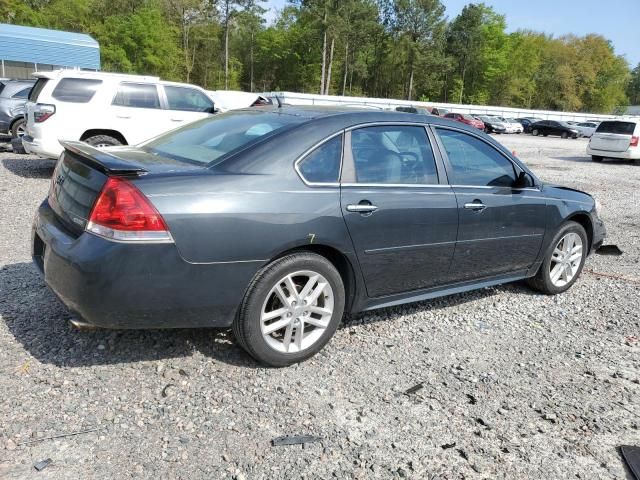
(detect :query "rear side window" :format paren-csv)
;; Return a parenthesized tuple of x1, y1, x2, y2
(596, 121, 636, 135)
(52, 78, 102, 103)
(28, 78, 49, 102)
(297, 135, 343, 184)
(351, 125, 438, 184)
(112, 83, 161, 109)
(12, 87, 31, 99)
(164, 86, 214, 112)
(436, 128, 516, 187)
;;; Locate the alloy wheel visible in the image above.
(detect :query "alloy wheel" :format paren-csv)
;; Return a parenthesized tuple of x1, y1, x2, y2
(549, 232, 583, 287)
(16, 123, 26, 137)
(260, 270, 334, 353)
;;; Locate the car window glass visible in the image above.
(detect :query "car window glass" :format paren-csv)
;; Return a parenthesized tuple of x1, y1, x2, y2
(52, 78, 102, 103)
(595, 121, 635, 135)
(12, 87, 31, 99)
(112, 83, 160, 109)
(298, 135, 342, 184)
(351, 125, 438, 184)
(164, 86, 214, 112)
(436, 128, 516, 187)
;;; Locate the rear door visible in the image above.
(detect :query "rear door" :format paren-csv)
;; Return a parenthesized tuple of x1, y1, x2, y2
(590, 121, 636, 152)
(340, 124, 459, 297)
(433, 126, 546, 282)
(110, 82, 164, 144)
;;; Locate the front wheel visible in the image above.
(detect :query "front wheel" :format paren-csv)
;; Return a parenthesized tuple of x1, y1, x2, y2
(233, 252, 345, 367)
(592, 155, 603, 162)
(532, 129, 539, 136)
(527, 221, 588, 295)
(561, 132, 568, 139)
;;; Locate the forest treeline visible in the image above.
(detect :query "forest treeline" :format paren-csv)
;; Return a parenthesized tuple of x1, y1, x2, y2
(4, 0, 640, 113)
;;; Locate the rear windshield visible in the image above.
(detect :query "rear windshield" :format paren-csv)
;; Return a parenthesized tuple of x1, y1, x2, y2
(28, 78, 48, 102)
(596, 121, 636, 135)
(142, 110, 303, 165)
(52, 78, 102, 103)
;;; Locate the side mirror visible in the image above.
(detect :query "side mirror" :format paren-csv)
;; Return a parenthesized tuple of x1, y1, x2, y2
(513, 171, 534, 188)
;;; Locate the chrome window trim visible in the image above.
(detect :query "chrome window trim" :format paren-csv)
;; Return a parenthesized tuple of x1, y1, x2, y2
(293, 130, 345, 187)
(341, 182, 451, 188)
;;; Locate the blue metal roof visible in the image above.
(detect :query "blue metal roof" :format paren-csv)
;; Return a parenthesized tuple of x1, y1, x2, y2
(0, 24, 100, 69)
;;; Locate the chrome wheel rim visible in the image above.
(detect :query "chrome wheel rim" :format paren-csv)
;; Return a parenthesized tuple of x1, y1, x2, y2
(549, 233, 583, 287)
(260, 270, 333, 353)
(16, 124, 26, 137)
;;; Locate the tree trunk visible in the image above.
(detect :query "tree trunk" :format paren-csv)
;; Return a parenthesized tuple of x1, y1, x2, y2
(408, 67, 414, 101)
(224, 1, 230, 90)
(459, 62, 466, 104)
(342, 40, 349, 96)
(250, 30, 254, 92)
(320, 10, 327, 94)
(325, 37, 335, 95)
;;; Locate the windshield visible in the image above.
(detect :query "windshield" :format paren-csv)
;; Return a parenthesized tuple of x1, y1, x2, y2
(461, 114, 475, 121)
(142, 110, 302, 165)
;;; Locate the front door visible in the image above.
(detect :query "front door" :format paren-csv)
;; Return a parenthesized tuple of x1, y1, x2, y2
(340, 124, 459, 297)
(433, 127, 546, 282)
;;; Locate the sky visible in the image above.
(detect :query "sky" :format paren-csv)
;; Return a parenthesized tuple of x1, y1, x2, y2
(264, 0, 640, 67)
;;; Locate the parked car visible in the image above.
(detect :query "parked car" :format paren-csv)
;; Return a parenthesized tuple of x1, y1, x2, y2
(0, 79, 35, 138)
(207, 90, 273, 112)
(478, 115, 506, 134)
(587, 119, 640, 162)
(425, 106, 449, 116)
(394, 106, 432, 115)
(515, 117, 543, 133)
(530, 120, 579, 139)
(444, 112, 484, 130)
(32, 107, 606, 366)
(503, 118, 524, 134)
(23, 70, 216, 159)
(575, 121, 599, 138)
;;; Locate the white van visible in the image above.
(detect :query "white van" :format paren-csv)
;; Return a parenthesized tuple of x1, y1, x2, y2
(23, 70, 216, 159)
(587, 119, 640, 162)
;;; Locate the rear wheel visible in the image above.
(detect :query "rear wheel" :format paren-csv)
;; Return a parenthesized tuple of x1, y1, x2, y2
(561, 132, 568, 139)
(527, 221, 588, 295)
(10, 118, 26, 138)
(591, 155, 603, 162)
(83, 134, 123, 148)
(233, 252, 345, 367)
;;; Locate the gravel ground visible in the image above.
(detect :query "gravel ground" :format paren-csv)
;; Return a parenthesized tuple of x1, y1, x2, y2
(0, 134, 638, 479)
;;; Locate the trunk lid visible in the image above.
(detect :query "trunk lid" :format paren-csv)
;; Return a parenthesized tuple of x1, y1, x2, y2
(48, 141, 204, 235)
(590, 121, 636, 152)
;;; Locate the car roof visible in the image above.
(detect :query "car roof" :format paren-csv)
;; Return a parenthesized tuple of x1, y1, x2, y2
(33, 69, 161, 82)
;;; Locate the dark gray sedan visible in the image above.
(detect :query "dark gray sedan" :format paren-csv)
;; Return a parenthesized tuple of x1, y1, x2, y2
(32, 107, 606, 366)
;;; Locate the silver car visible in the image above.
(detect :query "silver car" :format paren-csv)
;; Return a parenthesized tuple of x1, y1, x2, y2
(0, 79, 35, 137)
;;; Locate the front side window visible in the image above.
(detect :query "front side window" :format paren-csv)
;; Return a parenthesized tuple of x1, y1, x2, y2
(52, 78, 102, 103)
(164, 86, 214, 112)
(436, 128, 516, 187)
(298, 135, 342, 184)
(112, 83, 160, 109)
(350, 125, 438, 184)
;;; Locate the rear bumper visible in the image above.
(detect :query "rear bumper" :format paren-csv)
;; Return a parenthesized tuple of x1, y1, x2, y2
(22, 134, 63, 159)
(586, 145, 640, 160)
(32, 200, 260, 329)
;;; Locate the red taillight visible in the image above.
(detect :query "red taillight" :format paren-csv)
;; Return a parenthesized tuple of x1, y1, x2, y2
(33, 104, 55, 123)
(87, 177, 172, 243)
(631, 136, 639, 147)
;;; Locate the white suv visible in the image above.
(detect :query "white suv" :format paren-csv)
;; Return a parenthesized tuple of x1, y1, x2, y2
(23, 70, 216, 159)
(587, 119, 640, 162)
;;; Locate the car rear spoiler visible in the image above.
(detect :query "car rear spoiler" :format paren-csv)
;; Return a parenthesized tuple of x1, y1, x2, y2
(59, 140, 148, 176)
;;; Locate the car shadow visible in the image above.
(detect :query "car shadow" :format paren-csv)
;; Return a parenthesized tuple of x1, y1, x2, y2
(551, 155, 638, 166)
(1, 156, 56, 179)
(0, 262, 260, 369)
(1, 261, 539, 369)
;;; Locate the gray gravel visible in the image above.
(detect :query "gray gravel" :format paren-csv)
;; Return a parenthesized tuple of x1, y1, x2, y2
(1, 135, 639, 479)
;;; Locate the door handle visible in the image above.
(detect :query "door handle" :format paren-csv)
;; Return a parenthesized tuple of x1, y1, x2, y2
(464, 201, 486, 211)
(346, 204, 378, 213)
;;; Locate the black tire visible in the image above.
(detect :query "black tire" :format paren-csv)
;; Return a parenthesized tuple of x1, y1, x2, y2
(572, 134, 578, 139)
(532, 129, 539, 136)
(527, 221, 588, 295)
(83, 134, 123, 148)
(10, 118, 26, 138)
(591, 155, 603, 162)
(543, 133, 548, 137)
(233, 252, 345, 367)
(561, 132, 568, 139)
